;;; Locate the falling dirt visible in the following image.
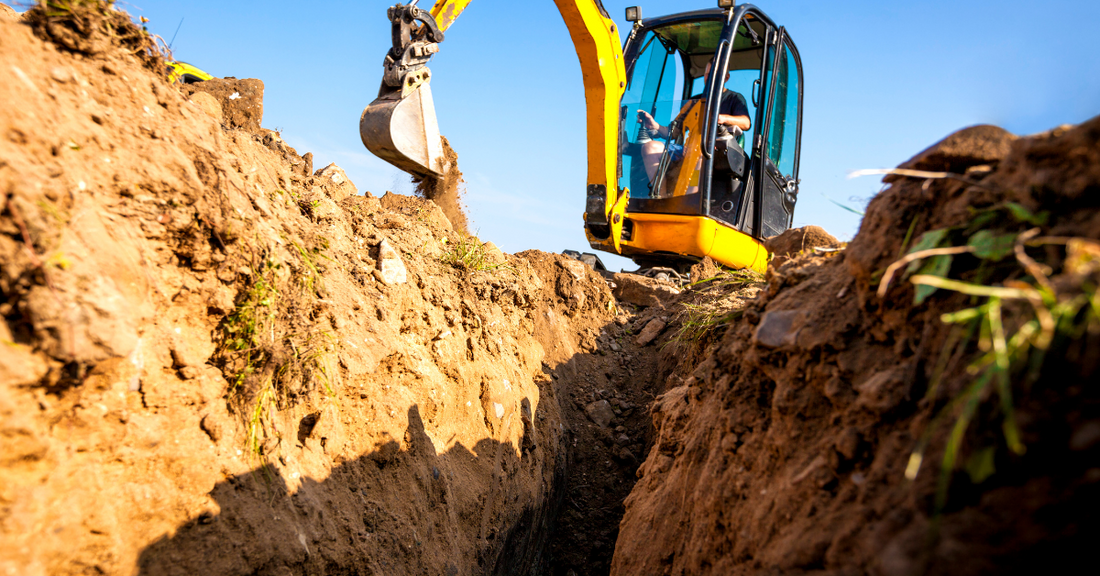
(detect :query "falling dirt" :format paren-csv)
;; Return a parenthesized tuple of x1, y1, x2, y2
(2, 2, 1099, 576)
(414, 136, 469, 235)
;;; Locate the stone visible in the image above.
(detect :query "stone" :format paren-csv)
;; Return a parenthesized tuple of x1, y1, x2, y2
(0, 341, 49, 387)
(612, 273, 680, 308)
(613, 446, 637, 464)
(200, 412, 233, 444)
(1070, 422, 1100, 451)
(314, 163, 358, 202)
(559, 258, 587, 280)
(376, 239, 407, 285)
(854, 364, 910, 413)
(635, 319, 666, 347)
(481, 242, 506, 266)
(753, 309, 805, 349)
(585, 400, 615, 428)
(24, 275, 138, 363)
(835, 428, 861, 461)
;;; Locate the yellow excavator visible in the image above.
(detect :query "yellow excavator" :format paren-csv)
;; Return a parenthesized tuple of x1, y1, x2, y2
(360, 0, 803, 274)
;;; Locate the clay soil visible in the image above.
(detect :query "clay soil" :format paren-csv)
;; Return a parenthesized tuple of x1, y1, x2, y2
(3, 3, 1099, 576)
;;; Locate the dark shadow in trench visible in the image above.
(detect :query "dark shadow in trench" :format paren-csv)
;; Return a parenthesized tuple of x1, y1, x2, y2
(136, 343, 665, 576)
(137, 404, 561, 576)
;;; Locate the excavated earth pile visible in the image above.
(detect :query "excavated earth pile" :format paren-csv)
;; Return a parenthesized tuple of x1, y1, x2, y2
(5, 3, 1100, 576)
(0, 5, 664, 575)
(613, 120, 1100, 574)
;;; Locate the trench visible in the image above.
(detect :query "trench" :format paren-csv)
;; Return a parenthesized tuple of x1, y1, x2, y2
(493, 308, 672, 576)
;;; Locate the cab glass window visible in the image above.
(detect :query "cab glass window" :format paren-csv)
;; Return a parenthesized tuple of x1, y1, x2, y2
(765, 40, 800, 178)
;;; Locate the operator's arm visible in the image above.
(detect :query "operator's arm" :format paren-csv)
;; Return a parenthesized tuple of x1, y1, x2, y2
(718, 113, 751, 131)
(637, 110, 670, 139)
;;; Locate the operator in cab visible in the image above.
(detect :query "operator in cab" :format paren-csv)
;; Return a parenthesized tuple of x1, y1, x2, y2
(635, 61, 751, 184)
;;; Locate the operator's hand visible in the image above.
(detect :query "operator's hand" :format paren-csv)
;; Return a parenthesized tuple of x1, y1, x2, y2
(636, 110, 660, 132)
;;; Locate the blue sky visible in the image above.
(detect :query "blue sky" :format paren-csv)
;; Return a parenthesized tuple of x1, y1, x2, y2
(9, 1, 1098, 270)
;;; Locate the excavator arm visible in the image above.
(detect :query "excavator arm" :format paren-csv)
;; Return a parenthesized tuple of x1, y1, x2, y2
(359, 0, 628, 250)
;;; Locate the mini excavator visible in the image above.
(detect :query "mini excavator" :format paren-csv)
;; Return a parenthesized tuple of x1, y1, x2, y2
(360, 0, 803, 274)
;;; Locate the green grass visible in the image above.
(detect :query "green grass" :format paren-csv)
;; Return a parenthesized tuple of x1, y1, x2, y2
(894, 219, 1100, 516)
(221, 259, 280, 390)
(440, 234, 512, 272)
(216, 240, 340, 459)
(671, 268, 764, 344)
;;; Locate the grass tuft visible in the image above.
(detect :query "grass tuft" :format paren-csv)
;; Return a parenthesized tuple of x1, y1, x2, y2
(670, 269, 764, 344)
(440, 234, 512, 272)
(894, 220, 1100, 516)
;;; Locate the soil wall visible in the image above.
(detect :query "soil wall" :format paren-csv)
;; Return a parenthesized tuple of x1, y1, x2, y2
(0, 8, 639, 575)
(612, 120, 1100, 574)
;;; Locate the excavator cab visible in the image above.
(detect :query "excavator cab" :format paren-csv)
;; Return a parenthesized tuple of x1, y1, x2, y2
(594, 6, 803, 273)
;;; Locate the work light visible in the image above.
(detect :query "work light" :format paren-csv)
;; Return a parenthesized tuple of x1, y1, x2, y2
(718, 0, 735, 8)
(625, 6, 642, 22)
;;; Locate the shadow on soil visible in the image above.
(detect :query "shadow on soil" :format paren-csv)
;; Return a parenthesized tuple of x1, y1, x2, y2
(137, 403, 561, 576)
(136, 341, 668, 576)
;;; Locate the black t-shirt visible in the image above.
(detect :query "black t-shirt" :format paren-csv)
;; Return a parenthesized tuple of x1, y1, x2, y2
(719, 89, 750, 118)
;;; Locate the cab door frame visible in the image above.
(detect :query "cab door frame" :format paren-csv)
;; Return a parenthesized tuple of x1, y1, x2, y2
(753, 26, 804, 238)
(699, 4, 803, 240)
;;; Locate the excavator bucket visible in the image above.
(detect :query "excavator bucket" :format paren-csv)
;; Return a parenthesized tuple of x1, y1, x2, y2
(360, 81, 447, 179)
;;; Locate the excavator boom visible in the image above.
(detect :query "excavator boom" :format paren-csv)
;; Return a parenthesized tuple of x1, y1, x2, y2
(360, 0, 626, 236)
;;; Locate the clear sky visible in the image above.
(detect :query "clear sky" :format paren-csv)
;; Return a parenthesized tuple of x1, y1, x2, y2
(9, 1, 1098, 270)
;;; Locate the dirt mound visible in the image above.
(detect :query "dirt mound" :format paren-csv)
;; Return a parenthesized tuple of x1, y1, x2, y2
(612, 118, 1100, 574)
(0, 8, 655, 575)
(414, 136, 469, 234)
(765, 224, 840, 257)
(23, 0, 167, 74)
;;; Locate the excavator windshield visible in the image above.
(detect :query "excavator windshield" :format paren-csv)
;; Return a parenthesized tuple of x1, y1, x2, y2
(619, 16, 765, 205)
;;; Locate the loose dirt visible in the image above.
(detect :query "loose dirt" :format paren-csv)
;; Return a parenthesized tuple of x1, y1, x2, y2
(2, 3, 1098, 576)
(414, 136, 469, 235)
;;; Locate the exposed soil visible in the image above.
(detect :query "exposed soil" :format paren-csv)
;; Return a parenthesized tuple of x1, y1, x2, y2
(613, 119, 1100, 574)
(0, 6, 648, 574)
(3, 3, 1099, 576)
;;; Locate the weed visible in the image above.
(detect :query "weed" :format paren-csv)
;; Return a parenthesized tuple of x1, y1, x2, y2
(441, 234, 512, 272)
(246, 381, 275, 457)
(290, 240, 325, 295)
(888, 213, 1100, 516)
(671, 269, 764, 344)
(27, 0, 171, 73)
(215, 238, 342, 460)
(221, 258, 280, 390)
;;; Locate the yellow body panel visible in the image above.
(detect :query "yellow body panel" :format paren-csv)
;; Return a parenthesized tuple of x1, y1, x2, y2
(430, 0, 473, 32)
(167, 61, 213, 84)
(620, 213, 768, 274)
(670, 102, 704, 196)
